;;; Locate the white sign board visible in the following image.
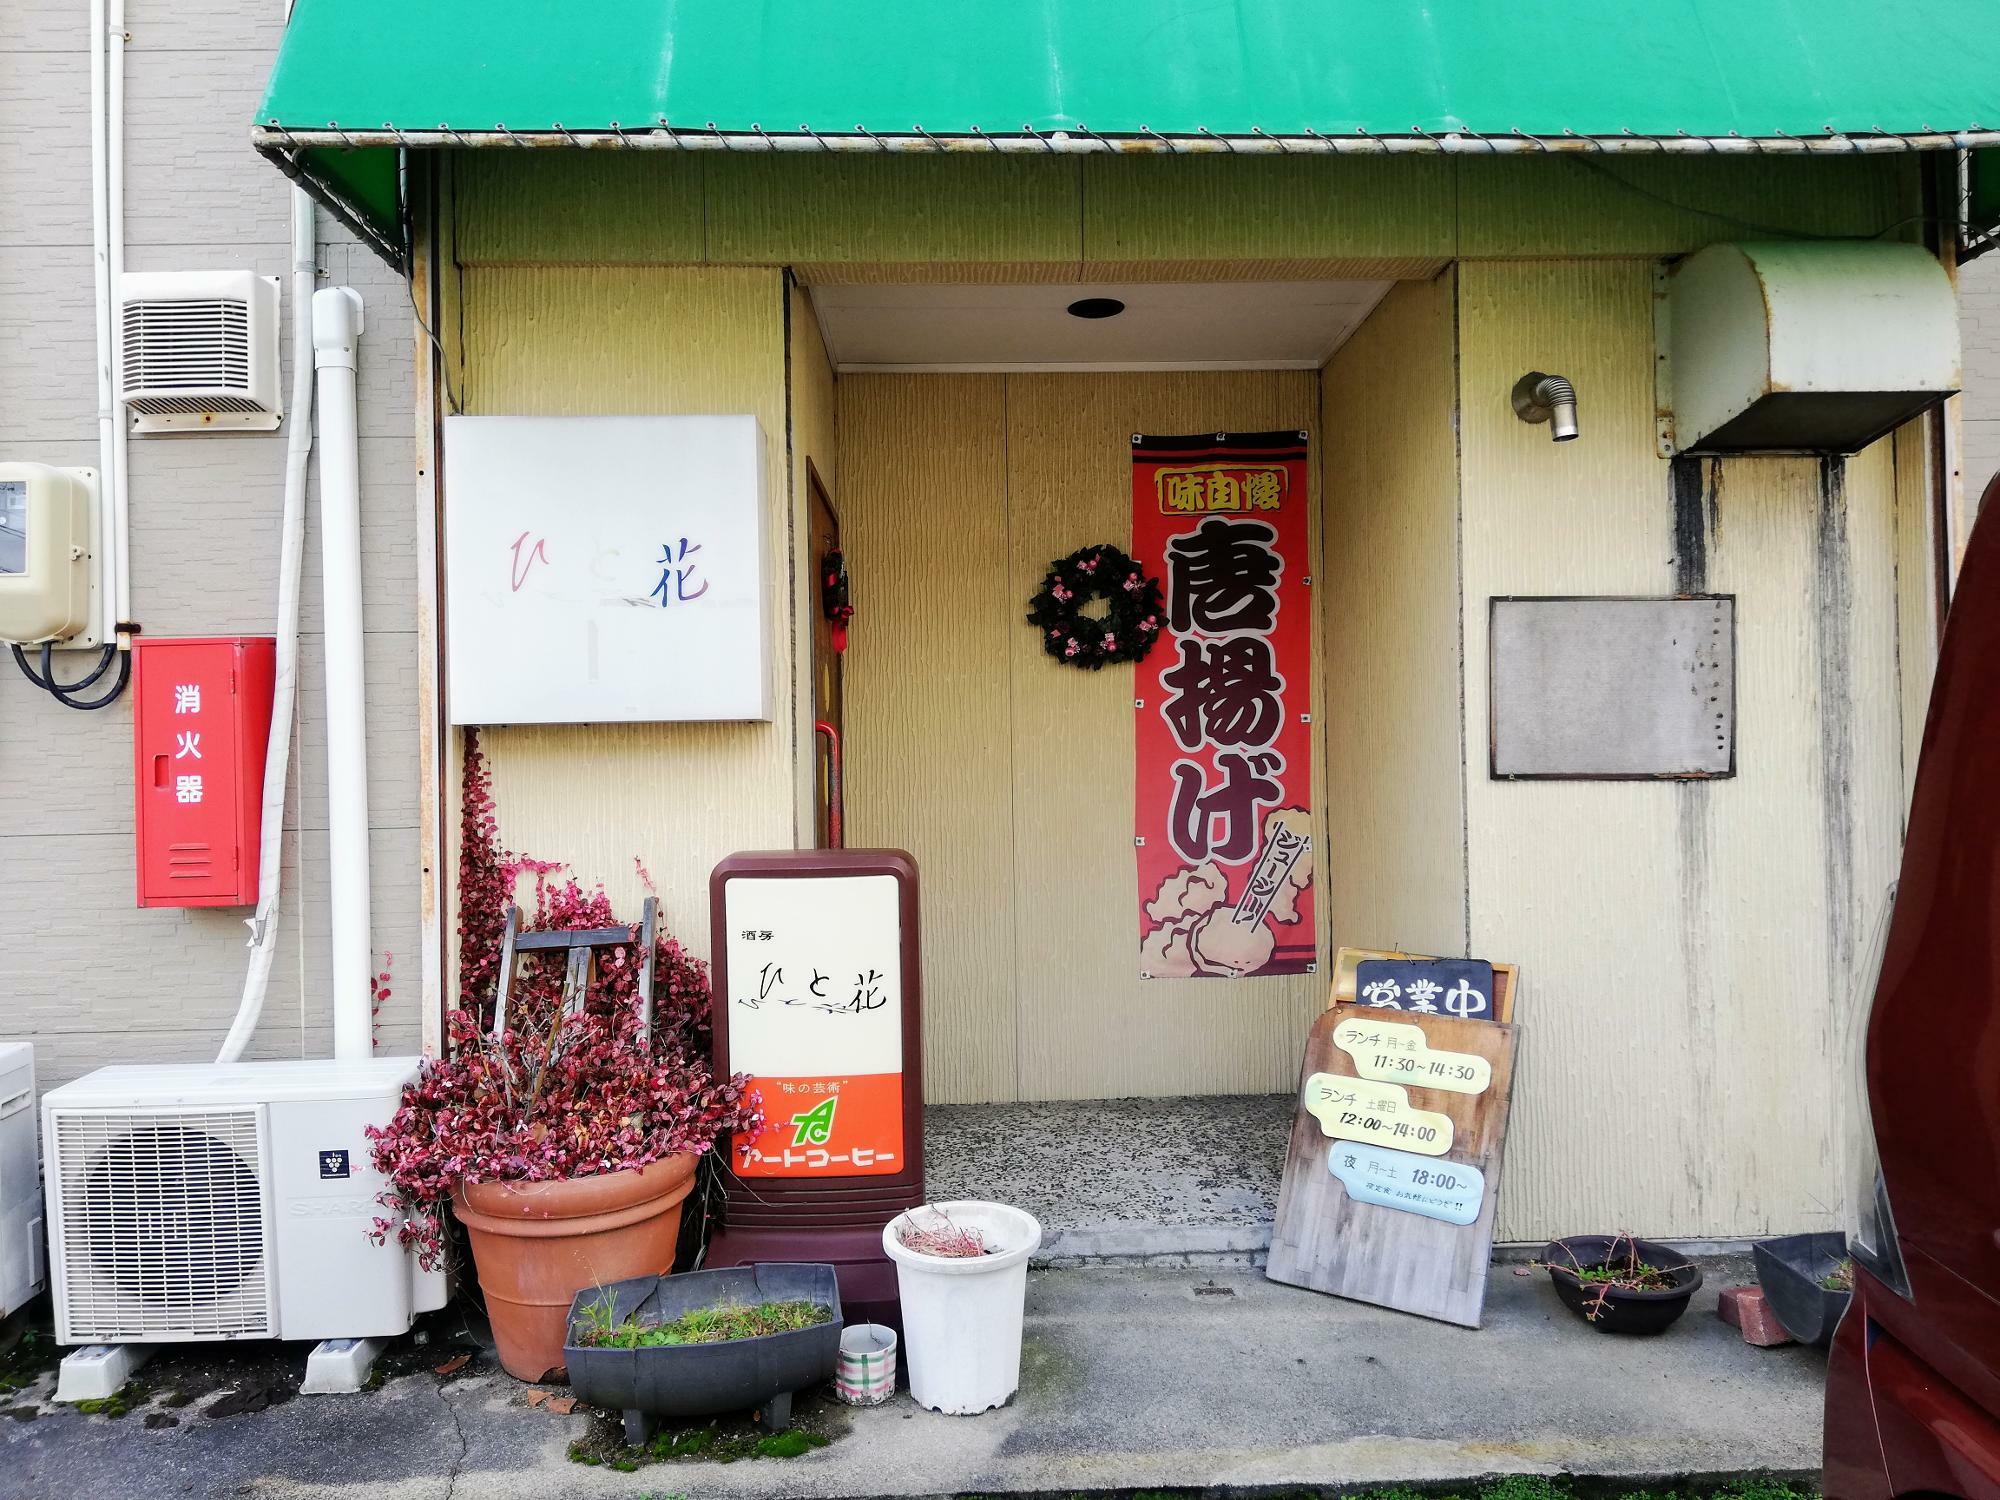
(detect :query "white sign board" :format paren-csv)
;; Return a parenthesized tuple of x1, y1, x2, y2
(444, 415, 771, 724)
(723, 874, 903, 1079)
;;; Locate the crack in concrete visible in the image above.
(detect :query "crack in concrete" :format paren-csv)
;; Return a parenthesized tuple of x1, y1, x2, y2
(438, 1378, 471, 1500)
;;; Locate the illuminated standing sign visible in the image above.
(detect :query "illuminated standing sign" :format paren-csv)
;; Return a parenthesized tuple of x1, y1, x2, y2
(711, 851, 922, 1185)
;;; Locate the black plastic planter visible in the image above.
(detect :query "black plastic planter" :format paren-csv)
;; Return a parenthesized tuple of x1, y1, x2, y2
(1752, 1231, 1852, 1348)
(564, 1262, 842, 1444)
(1543, 1235, 1703, 1335)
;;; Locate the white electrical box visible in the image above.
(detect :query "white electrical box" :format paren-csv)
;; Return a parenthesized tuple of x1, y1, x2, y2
(0, 463, 98, 648)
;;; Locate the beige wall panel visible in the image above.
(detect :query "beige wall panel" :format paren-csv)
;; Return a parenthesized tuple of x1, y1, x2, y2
(458, 266, 794, 954)
(789, 282, 839, 842)
(1460, 263, 1910, 1241)
(453, 152, 705, 266)
(1081, 156, 1455, 267)
(706, 155, 1082, 271)
(836, 375, 1018, 1104)
(1892, 418, 1941, 800)
(1003, 371, 1323, 1101)
(2, 16, 424, 1088)
(1461, 262, 1708, 1239)
(1458, 154, 1914, 260)
(1320, 273, 1468, 958)
(1699, 445, 1905, 1236)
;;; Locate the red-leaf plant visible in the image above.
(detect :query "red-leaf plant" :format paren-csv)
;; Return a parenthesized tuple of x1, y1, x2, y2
(366, 732, 763, 1269)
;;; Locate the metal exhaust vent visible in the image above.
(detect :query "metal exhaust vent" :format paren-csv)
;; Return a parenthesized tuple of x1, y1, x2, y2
(48, 1105, 275, 1342)
(119, 271, 283, 433)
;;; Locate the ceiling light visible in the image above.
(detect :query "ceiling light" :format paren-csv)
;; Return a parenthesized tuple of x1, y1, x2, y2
(1066, 297, 1126, 320)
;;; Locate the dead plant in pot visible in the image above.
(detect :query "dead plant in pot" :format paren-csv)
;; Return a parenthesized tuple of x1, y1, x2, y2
(1539, 1232, 1703, 1335)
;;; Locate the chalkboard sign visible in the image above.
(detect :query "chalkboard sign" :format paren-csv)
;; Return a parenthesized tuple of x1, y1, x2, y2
(1353, 958, 1496, 1023)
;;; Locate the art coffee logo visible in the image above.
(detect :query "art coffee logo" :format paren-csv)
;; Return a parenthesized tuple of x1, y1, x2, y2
(318, 1148, 350, 1180)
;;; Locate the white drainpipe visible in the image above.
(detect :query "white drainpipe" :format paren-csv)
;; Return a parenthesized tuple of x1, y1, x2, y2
(217, 187, 317, 1065)
(88, 0, 127, 648)
(312, 286, 373, 1060)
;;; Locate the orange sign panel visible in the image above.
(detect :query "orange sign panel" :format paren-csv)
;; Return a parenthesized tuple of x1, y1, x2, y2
(735, 1072, 904, 1177)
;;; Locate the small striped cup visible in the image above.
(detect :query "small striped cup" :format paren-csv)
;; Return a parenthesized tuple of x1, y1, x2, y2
(835, 1322, 898, 1406)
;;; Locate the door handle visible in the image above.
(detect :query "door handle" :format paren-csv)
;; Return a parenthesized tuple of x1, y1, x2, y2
(814, 720, 843, 849)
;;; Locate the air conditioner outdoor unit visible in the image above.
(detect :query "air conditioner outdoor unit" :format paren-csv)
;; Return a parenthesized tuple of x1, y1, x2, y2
(119, 270, 283, 434)
(42, 1059, 444, 1346)
(0, 1043, 45, 1322)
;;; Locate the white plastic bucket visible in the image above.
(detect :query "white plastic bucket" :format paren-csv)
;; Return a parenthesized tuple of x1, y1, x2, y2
(835, 1322, 898, 1406)
(882, 1200, 1042, 1415)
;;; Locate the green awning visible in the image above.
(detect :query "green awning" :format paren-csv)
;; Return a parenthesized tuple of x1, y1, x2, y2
(255, 0, 2000, 266)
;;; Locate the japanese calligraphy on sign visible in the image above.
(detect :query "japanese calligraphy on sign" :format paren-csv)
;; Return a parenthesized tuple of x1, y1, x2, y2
(1331, 1016, 1493, 1095)
(1302, 1071, 1455, 1157)
(1327, 1142, 1487, 1226)
(1133, 433, 1315, 979)
(1353, 958, 1496, 1023)
(443, 414, 773, 725)
(722, 872, 905, 1179)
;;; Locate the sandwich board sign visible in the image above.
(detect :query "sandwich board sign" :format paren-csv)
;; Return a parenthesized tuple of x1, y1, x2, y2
(1267, 961, 1519, 1327)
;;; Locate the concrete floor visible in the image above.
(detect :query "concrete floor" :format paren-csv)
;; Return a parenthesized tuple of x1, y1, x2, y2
(927, 1093, 1294, 1264)
(3, 1258, 1825, 1500)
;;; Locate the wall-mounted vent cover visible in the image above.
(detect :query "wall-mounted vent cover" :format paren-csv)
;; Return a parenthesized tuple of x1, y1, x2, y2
(47, 1105, 274, 1342)
(119, 271, 282, 433)
(1656, 241, 1960, 456)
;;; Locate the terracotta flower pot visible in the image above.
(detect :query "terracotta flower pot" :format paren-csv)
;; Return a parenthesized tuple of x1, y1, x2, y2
(454, 1153, 697, 1381)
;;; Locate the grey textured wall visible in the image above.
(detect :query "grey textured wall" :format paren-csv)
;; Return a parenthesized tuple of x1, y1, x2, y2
(1962, 253, 2000, 504)
(0, 1, 421, 1088)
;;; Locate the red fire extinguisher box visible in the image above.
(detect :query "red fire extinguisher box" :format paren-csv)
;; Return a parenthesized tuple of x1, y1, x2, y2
(132, 637, 275, 908)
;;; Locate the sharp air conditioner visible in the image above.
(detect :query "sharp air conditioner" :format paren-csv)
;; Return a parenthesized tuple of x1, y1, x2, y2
(1, 1043, 44, 1322)
(119, 271, 282, 433)
(42, 1059, 445, 1345)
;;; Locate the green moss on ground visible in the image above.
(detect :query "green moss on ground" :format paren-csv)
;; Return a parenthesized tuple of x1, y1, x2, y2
(565, 1392, 846, 1470)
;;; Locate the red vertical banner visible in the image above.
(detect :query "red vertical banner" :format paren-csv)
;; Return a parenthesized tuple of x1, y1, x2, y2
(1133, 432, 1315, 979)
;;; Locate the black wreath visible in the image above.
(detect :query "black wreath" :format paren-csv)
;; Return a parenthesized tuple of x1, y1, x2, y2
(1026, 544, 1166, 670)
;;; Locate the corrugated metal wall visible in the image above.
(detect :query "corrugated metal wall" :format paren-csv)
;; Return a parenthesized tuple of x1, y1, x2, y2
(1320, 272, 1468, 959)
(838, 371, 1324, 1103)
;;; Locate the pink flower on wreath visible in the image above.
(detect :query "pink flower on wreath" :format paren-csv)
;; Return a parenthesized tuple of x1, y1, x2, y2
(1079, 557, 1098, 573)
(1101, 634, 1117, 650)
(1049, 628, 1062, 639)
(1052, 584, 1073, 602)
(1064, 638, 1080, 657)
(1138, 616, 1159, 632)
(1122, 573, 1142, 591)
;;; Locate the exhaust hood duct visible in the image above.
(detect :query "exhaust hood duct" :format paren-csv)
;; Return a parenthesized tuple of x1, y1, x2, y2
(1655, 241, 1960, 457)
